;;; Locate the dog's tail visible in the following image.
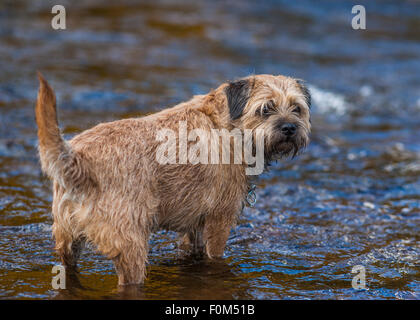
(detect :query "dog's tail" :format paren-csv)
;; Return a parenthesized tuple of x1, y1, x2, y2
(35, 72, 95, 192)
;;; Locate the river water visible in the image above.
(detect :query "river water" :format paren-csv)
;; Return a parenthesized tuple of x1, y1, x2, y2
(0, 0, 419, 299)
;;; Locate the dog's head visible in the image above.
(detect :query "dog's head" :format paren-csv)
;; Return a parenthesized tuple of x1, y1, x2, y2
(225, 74, 311, 163)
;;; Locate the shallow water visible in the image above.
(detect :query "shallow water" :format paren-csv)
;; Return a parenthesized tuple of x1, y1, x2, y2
(0, 0, 419, 299)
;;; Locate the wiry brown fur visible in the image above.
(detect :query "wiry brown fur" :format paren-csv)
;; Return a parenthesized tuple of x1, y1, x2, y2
(35, 73, 311, 285)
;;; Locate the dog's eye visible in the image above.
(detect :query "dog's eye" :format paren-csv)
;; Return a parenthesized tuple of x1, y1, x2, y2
(292, 105, 301, 115)
(260, 101, 275, 116)
(262, 105, 270, 115)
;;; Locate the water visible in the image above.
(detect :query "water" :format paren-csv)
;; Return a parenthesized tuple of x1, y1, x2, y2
(0, 0, 419, 299)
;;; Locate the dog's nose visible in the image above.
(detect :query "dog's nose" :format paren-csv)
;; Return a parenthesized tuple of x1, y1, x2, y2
(281, 123, 297, 136)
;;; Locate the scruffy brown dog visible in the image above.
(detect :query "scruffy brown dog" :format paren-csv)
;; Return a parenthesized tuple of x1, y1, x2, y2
(35, 73, 311, 285)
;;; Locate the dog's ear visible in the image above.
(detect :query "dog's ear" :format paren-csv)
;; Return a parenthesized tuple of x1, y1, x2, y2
(296, 79, 311, 109)
(225, 79, 252, 120)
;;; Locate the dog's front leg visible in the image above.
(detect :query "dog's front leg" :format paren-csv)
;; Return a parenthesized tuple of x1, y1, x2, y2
(203, 215, 233, 259)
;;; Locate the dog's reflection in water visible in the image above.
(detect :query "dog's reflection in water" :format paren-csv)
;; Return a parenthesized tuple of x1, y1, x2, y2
(54, 256, 244, 300)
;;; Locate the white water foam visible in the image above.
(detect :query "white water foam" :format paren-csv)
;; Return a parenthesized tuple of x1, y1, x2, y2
(308, 85, 351, 116)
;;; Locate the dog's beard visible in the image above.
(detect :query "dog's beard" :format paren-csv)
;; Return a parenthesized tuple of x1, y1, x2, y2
(264, 130, 308, 165)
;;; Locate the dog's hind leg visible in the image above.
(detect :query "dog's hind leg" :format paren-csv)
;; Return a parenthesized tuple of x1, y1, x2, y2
(51, 185, 84, 271)
(111, 228, 150, 286)
(52, 222, 83, 271)
(92, 192, 158, 286)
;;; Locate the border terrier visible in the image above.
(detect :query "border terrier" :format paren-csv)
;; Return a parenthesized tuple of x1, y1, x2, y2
(35, 73, 311, 285)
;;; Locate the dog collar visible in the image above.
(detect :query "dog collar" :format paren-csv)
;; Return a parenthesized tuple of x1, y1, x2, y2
(246, 184, 257, 207)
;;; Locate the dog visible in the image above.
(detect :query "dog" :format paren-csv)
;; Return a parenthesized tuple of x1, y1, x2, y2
(35, 73, 311, 285)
